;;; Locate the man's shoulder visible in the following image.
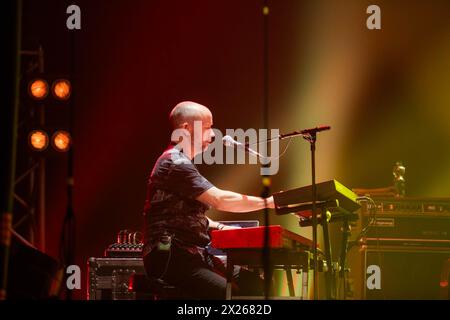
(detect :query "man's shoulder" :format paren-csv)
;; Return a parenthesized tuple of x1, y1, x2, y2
(155, 147, 192, 170)
(166, 148, 192, 165)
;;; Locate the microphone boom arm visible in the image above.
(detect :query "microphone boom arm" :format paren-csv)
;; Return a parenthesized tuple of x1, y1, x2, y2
(244, 125, 331, 147)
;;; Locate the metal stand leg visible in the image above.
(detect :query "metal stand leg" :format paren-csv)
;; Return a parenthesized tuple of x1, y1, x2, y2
(226, 254, 233, 300)
(338, 217, 351, 300)
(285, 267, 295, 297)
(302, 269, 309, 300)
(322, 213, 334, 300)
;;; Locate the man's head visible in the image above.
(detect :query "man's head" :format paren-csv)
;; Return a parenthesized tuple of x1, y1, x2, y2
(169, 101, 215, 157)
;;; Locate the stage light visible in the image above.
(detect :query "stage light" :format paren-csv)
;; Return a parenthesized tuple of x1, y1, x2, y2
(29, 130, 49, 151)
(28, 79, 49, 100)
(52, 130, 71, 152)
(52, 79, 71, 100)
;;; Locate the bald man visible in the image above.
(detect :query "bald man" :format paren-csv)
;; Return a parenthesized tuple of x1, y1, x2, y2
(142, 101, 274, 299)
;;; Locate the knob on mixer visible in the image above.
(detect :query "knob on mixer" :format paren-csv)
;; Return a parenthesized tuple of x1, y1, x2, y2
(107, 229, 144, 257)
(117, 229, 132, 243)
(117, 230, 125, 244)
(131, 231, 143, 244)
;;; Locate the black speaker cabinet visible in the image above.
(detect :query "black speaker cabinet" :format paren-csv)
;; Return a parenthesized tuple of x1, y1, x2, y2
(347, 241, 450, 300)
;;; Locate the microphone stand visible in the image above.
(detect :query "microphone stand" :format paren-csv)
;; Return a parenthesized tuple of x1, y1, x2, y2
(303, 132, 319, 300)
(261, 176, 271, 299)
(338, 215, 351, 299)
(278, 126, 330, 300)
(249, 126, 330, 299)
(60, 26, 77, 300)
(261, 0, 271, 299)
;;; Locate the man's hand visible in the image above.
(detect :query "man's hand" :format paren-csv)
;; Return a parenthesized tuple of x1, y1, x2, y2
(219, 224, 241, 231)
(207, 217, 242, 231)
(265, 196, 275, 209)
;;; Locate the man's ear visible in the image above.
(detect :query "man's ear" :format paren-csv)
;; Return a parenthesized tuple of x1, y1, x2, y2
(170, 124, 191, 145)
(181, 122, 193, 136)
(181, 122, 189, 130)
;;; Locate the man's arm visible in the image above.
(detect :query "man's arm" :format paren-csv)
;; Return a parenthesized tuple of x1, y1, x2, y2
(197, 186, 274, 213)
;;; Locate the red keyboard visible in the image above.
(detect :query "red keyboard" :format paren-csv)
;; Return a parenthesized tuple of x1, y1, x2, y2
(211, 225, 313, 250)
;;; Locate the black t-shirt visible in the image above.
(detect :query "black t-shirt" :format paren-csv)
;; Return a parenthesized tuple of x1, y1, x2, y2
(143, 145, 214, 254)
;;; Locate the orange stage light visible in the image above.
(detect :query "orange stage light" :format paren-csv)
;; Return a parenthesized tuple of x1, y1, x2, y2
(28, 79, 49, 100)
(52, 130, 71, 152)
(52, 79, 71, 100)
(29, 130, 49, 151)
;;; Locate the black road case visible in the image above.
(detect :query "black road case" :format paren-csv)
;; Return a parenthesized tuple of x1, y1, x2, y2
(87, 257, 146, 300)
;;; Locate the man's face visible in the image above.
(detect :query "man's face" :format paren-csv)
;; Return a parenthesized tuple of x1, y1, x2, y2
(184, 111, 215, 155)
(200, 113, 215, 151)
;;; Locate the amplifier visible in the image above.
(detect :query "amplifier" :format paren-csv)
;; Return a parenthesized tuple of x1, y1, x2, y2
(87, 257, 147, 300)
(371, 197, 450, 213)
(346, 243, 450, 299)
(344, 197, 450, 299)
(351, 197, 450, 241)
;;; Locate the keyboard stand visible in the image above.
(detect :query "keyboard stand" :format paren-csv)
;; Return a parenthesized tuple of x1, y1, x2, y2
(224, 248, 313, 300)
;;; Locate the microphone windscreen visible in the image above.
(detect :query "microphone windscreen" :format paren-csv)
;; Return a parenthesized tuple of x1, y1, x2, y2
(222, 135, 234, 147)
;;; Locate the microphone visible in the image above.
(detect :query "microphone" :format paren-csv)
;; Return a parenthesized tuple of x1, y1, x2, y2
(222, 135, 264, 158)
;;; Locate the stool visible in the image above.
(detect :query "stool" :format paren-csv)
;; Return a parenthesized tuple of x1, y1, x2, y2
(130, 274, 184, 300)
